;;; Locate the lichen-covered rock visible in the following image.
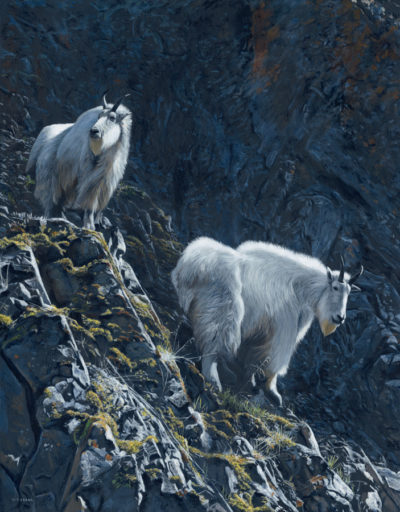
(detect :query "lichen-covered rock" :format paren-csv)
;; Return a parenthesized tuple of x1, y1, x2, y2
(2, 210, 396, 511)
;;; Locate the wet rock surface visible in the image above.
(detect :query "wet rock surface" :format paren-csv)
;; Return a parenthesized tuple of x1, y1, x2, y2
(1, 0, 400, 511)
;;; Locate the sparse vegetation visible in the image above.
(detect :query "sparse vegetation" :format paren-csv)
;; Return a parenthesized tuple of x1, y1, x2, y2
(327, 455, 352, 486)
(218, 389, 294, 429)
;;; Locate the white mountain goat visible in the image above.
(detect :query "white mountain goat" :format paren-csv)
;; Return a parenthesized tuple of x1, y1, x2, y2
(172, 237, 363, 405)
(27, 93, 132, 229)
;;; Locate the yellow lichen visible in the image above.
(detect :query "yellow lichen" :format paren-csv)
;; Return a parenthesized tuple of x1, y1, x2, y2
(82, 317, 101, 327)
(43, 387, 52, 398)
(190, 447, 252, 490)
(67, 411, 119, 444)
(107, 322, 121, 330)
(229, 492, 272, 511)
(117, 435, 159, 454)
(86, 391, 103, 410)
(112, 473, 138, 488)
(89, 327, 113, 342)
(163, 407, 184, 431)
(109, 347, 133, 369)
(0, 314, 12, 327)
(0, 230, 70, 255)
(144, 467, 161, 480)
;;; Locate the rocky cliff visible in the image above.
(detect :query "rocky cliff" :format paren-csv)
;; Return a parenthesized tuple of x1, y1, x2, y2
(1, 1, 400, 511)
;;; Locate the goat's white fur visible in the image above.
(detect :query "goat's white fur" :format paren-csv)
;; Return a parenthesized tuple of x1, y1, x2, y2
(27, 100, 131, 229)
(172, 237, 353, 402)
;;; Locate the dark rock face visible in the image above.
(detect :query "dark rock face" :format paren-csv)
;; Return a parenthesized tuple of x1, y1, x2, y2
(1, 0, 400, 511)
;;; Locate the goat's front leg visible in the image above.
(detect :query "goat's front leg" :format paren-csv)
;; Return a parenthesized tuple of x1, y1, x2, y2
(83, 210, 95, 230)
(94, 210, 104, 226)
(264, 372, 282, 406)
(261, 316, 298, 407)
(202, 352, 222, 392)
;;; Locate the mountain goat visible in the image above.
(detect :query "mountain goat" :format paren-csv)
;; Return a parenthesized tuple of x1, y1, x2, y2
(172, 237, 363, 405)
(27, 93, 132, 229)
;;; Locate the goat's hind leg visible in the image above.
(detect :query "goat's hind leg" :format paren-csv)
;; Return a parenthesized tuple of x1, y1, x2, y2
(50, 180, 67, 219)
(50, 198, 65, 219)
(190, 280, 244, 392)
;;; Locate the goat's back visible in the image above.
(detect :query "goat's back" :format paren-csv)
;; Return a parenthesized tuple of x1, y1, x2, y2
(172, 237, 240, 314)
(27, 124, 71, 174)
(237, 241, 326, 276)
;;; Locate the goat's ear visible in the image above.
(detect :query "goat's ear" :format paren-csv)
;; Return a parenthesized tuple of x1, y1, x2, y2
(351, 284, 361, 292)
(327, 267, 333, 283)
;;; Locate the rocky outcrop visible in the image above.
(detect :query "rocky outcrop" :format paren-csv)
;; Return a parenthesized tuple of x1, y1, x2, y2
(1, 207, 399, 511)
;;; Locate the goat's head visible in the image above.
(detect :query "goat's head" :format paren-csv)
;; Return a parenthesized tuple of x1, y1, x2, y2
(89, 92, 131, 156)
(316, 256, 363, 336)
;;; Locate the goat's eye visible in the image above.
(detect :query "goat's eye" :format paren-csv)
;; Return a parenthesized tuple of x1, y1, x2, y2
(333, 285, 339, 291)
(109, 113, 116, 122)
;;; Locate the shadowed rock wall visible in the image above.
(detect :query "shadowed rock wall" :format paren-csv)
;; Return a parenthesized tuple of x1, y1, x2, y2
(1, 0, 400, 510)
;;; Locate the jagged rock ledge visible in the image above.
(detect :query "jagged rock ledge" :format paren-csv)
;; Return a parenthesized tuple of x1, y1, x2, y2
(1, 208, 399, 512)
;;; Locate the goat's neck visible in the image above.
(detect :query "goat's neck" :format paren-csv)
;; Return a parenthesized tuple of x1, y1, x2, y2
(92, 154, 100, 167)
(294, 270, 327, 313)
(91, 144, 117, 172)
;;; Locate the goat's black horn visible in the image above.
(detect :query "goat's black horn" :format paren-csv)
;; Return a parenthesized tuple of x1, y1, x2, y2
(349, 265, 364, 286)
(338, 255, 345, 283)
(102, 90, 109, 109)
(111, 93, 130, 113)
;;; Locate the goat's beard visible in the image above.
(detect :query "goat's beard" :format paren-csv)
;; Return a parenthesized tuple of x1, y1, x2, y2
(89, 137, 103, 156)
(320, 319, 338, 337)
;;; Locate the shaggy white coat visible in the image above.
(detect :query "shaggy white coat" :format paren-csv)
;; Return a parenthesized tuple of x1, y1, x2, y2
(172, 237, 352, 399)
(27, 102, 131, 229)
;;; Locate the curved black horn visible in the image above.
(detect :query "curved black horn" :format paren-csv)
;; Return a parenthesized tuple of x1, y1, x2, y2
(349, 265, 364, 286)
(111, 93, 130, 113)
(338, 255, 345, 283)
(102, 90, 109, 109)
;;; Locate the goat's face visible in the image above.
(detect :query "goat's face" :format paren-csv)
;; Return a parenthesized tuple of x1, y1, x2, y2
(89, 108, 125, 156)
(316, 259, 363, 336)
(316, 270, 352, 336)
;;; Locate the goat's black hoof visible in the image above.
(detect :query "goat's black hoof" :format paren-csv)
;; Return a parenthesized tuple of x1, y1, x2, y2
(265, 388, 283, 407)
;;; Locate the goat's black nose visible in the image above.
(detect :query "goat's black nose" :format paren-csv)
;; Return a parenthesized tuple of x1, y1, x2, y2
(90, 127, 100, 138)
(333, 314, 345, 325)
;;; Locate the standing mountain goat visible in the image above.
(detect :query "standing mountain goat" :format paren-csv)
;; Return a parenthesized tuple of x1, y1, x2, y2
(27, 93, 132, 229)
(172, 237, 363, 404)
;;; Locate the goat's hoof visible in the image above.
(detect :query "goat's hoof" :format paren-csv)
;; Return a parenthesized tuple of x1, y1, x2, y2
(265, 388, 283, 407)
(206, 378, 222, 394)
